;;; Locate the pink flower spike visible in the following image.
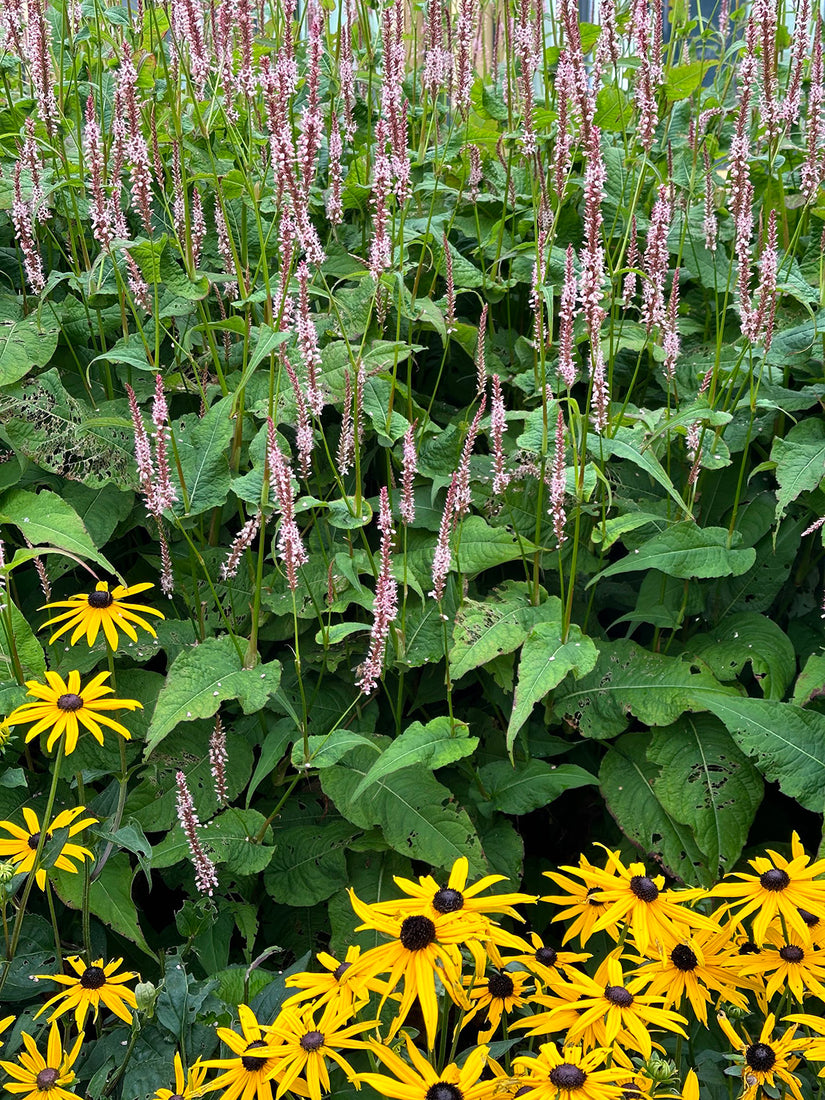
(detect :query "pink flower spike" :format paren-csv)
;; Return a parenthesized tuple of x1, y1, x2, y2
(175, 771, 219, 896)
(356, 487, 399, 696)
(400, 424, 418, 526)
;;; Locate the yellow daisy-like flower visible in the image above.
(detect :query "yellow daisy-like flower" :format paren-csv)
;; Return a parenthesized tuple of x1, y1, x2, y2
(717, 1011, 807, 1100)
(344, 889, 472, 1049)
(0, 1017, 14, 1048)
(0, 1022, 83, 1100)
(356, 1034, 498, 1100)
(282, 945, 390, 1012)
(0, 806, 97, 890)
(267, 998, 376, 1100)
(35, 956, 138, 1030)
(202, 1004, 291, 1100)
(737, 925, 825, 1004)
(40, 581, 163, 650)
(542, 855, 621, 947)
(512, 1043, 630, 1099)
(506, 931, 591, 989)
(151, 1053, 208, 1100)
(632, 925, 754, 1026)
(462, 968, 532, 1042)
(4, 670, 142, 755)
(569, 846, 716, 954)
(710, 831, 825, 945)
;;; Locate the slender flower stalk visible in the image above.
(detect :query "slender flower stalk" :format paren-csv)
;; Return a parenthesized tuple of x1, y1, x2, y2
(475, 303, 488, 396)
(11, 163, 45, 294)
(443, 233, 457, 333)
(490, 375, 509, 497)
(430, 474, 458, 601)
(548, 408, 567, 547)
(327, 114, 344, 225)
(209, 715, 228, 804)
(296, 262, 324, 417)
(703, 150, 717, 252)
(220, 514, 262, 581)
(803, 17, 824, 201)
(662, 269, 680, 383)
(641, 185, 673, 331)
(266, 419, 307, 591)
(356, 488, 398, 696)
(175, 771, 219, 896)
(400, 425, 417, 526)
(85, 92, 114, 250)
(454, 398, 486, 517)
(558, 245, 578, 388)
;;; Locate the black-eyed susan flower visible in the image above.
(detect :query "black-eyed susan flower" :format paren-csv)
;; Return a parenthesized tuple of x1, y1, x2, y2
(356, 1034, 498, 1100)
(344, 890, 471, 1049)
(0, 1021, 83, 1100)
(784, 1012, 825, 1077)
(4, 671, 142, 755)
(737, 926, 825, 1004)
(512, 1043, 630, 1099)
(40, 581, 163, 650)
(461, 967, 532, 1042)
(267, 998, 375, 1100)
(151, 1054, 208, 1100)
(717, 1011, 807, 1100)
(0, 806, 97, 890)
(711, 832, 825, 945)
(507, 931, 591, 988)
(542, 856, 621, 947)
(569, 846, 716, 954)
(282, 945, 390, 1012)
(201, 1004, 287, 1100)
(35, 956, 138, 1030)
(631, 926, 754, 1026)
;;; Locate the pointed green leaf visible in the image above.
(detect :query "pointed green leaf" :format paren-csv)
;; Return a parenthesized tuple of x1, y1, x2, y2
(153, 809, 273, 874)
(173, 398, 234, 517)
(478, 759, 596, 815)
(52, 854, 153, 956)
(350, 717, 477, 800)
(589, 427, 692, 516)
(0, 488, 115, 574)
(591, 524, 755, 584)
(265, 820, 357, 906)
(450, 581, 556, 682)
(771, 418, 825, 520)
(690, 613, 796, 700)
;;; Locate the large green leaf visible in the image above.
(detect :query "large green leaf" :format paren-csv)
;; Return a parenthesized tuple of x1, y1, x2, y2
(552, 640, 731, 739)
(591, 524, 756, 584)
(703, 694, 825, 812)
(646, 715, 764, 876)
(0, 313, 60, 385)
(0, 488, 115, 574)
(173, 398, 234, 517)
(455, 516, 533, 575)
(771, 417, 825, 520)
(450, 581, 558, 682)
(589, 427, 691, 516)
(265, 820, 357, 906)
(690, 613, 796, 700)
(52, 854, 153, 955)
(146, 636, 281, 754)
(599, 734, 710, 885)
(153, 809, 274, 875)
(321, 744, 485, 874)
(507, 616, 599, 750)
(350, 717, 477, 800)
(477, 759, 597, 815)
(0, 599, 45, 678)
(792, 654, 825, 706)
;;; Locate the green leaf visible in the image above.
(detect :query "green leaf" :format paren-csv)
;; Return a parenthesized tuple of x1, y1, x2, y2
(646, 715, 764, 876)
(320, 745, 485, 874)
(0, 598, 45, 678)
(173, 398, 234, 517)
(0, 488, 115, 574)
(507, 615, 599, 751)
(52, 854, 153, 955)
(146, 636, 281, 755)
(690, 613, 796, 700)
(265, 820, 357, 906)
(0, 314, 60, 385)
(552, 640, 731, 739)
(478, 759, 597, 815)
(450, 581, 556, 682)
(664, 61, 715, 100)
(456, 516, 532, 575)
(703, 694, 825, 812)
(792, 654, 825, 706)
(294, 730, 381, 769)
(600, 734, 711, 884)
(153, 809, 274, 874)
(589, 427, 692, 516)
(591, 524, 755, 584)
(350, 717, 478, 800)
(771, 418, 825, 520)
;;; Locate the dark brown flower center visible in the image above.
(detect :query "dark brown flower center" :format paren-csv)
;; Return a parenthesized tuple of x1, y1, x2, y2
(604, 984, 634, 1007)
(88, 590, 114, 609)
(799, 908, 820, 928)
(241, 1040, 269, 1072)
(432, 887, 464, 913)
(670, 944, 698, 972)
(80, 965, 106, 989)
(779, 945, 804, 963)
(548, 1064, 587, 1089)
(759, 868, 790, 892)
(425, 1085, 463, 1100)
(535, 946, 558, 967)
(629, 875, 659, 902)
(746, 1043, 776, 1072)
(35, 1068, 59, 1091)
(299, 1030, 324, 1052)
(169, 1095, 183, 1100)
(585, 887, 604, 907)
(738, 941, 760, 955)
(400, 914, 437, 951)
(487, 971, 515, 999)
(333, 961, 351, 981)
(56, 693, 83, 712)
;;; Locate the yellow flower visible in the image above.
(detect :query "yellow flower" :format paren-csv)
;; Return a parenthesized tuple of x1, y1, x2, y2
(0, 807, 97, 890)
(267, 998, 375, 1100)
(0, 1018, 14, 1048)
(151, 1053, 208, 1100)
(462, 968, 532, 1042)
(542, 855, 621, 947)
(506, 931, 591, 988)
(35, 956, 138, 1030)
(512, 1044, 630, 1099)
(282, 945, 390, 1012)
(355, 1034, 498, 1100)
(710, 832, 825, 945)
(202, 1004, 289, 1100)
(717, 1011, 807, 1100)
(40, 581, 163, 650)
(344, 889, 471, 1049)
(0, 1022, 83, 1100)
(737, 925, 825, 1004)
(4, 670, 142, 755)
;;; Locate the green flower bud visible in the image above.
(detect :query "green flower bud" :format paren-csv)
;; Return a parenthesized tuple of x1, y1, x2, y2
(135, 981, 157, 1016)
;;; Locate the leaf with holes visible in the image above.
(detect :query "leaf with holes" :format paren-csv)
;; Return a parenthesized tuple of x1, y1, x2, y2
(689, 613, 796, 700)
